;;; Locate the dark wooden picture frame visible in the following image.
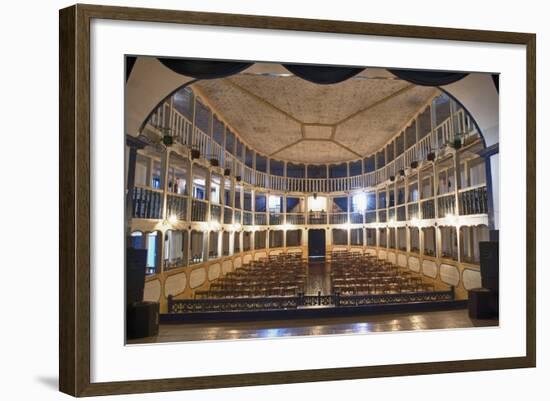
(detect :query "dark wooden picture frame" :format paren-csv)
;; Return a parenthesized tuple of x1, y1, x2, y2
(59, 3, 536, 397)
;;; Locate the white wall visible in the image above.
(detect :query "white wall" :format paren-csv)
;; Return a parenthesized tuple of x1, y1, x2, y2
(0, 1, 546, 401)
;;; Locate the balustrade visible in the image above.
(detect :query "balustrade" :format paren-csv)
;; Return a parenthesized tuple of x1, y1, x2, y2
(421, 199, 435, 219)
(365, 211, 377, 224)
(132, 187, 163, 219)
(138, 101, 487, 232)
(397, 206, 406, 221)
(308, 211, 327, 225)
(223, 207, 233, 224)
(243, 212, 253, 225)
(210, 204, 222, 223)
(191, 199, 207, 221)
(350, 212, 363, 224)
(459, 186, 488, 215)
(269, 213, 283, 225)
(329, 213, 348, 225)
(166, 194, 187, 221)
(437, 194, 456, 218)
(407, 203, 419, 220)
(286, 213, 305, 225)
(255, 213, 267, 225)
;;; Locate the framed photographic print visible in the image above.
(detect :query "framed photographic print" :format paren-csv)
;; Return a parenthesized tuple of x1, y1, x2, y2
(59, 3, 536, 397)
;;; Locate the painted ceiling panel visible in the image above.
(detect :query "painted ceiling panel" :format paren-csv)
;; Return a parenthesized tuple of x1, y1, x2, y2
(225, 75, 410, 124)
(191, 66, 439, 163)
(335, 86, 438, 155)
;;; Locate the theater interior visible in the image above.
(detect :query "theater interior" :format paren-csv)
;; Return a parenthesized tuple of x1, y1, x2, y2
(124, 57, 500, 342)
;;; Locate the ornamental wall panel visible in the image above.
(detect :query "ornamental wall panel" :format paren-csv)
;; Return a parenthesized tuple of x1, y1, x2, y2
(408, 256, 421, 272)
(221, 260, 233, 275)
(189, 268, 207, 289)
(164, 272, 187, 297)
(422, 260, 438, 278)
(143, 279, 161, 302)
(463, 268, 482, 290)
(440, 264, 460, 286)
(397, 253, 408, 267)
(208, 263, 221, 281)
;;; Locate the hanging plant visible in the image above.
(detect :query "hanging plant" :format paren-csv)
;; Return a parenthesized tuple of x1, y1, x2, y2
(452, 134, 462, 150)
(191, 148, 200, 159)
(162, 134, 173, 146)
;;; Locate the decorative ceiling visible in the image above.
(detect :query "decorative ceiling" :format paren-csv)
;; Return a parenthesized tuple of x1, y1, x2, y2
(191, 65, 439, 164)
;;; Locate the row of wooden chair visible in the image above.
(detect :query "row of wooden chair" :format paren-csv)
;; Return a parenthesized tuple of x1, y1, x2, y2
(330, 251, 436, 295)
(195, 253, 307, 299)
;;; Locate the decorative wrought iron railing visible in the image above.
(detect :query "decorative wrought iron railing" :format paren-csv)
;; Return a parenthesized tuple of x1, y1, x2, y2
(167, 287, 455, 313)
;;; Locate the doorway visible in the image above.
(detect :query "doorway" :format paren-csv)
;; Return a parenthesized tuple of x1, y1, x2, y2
(308, 229, 326, 260)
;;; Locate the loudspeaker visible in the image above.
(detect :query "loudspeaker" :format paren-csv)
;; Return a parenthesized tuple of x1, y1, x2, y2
(468, 288, 497, 319)
(479, 241, 499, 292)
(127, 301, 159, 339)
(126, 247, 147, 306)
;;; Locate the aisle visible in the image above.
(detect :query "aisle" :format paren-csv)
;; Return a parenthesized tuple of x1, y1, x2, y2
(305, 262, 331, 295)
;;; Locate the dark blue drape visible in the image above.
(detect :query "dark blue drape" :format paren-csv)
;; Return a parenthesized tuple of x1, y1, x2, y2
(286, 198, 300, 212)
(157, 58, 253, 79)
(255, 195, 266, 212)
(333, 197, 349, 212)
(283, 64, 364, 85)
(157, 58, 366, 84)
(388, 69, 468, 86)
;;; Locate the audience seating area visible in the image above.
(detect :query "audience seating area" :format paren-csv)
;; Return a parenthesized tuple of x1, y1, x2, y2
(168, 251, 455, 314)
(330, 251, 437, 295)
(194, 253, 307, 299)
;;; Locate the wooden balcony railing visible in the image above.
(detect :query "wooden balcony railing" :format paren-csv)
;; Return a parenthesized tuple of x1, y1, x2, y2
(132, 187, 163, 219)
(191, 199, 207, 221)
(166, 194, 187, 221)
(459, 186, 488, 215)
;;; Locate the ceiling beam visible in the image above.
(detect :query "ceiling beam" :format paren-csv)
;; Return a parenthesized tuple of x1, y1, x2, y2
(330, 139, 363, 158)
(334, 84, 416, 126)
(269, 138, 304, 157)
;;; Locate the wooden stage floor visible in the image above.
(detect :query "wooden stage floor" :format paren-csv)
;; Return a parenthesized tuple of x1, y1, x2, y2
(128, 309, 498, 344)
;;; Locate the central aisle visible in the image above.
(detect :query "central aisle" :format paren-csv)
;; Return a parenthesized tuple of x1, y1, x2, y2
(305, 262, 332, 295)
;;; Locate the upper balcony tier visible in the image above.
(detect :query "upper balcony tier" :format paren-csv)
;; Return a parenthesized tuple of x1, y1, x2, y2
(141, 85, 481, 194)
